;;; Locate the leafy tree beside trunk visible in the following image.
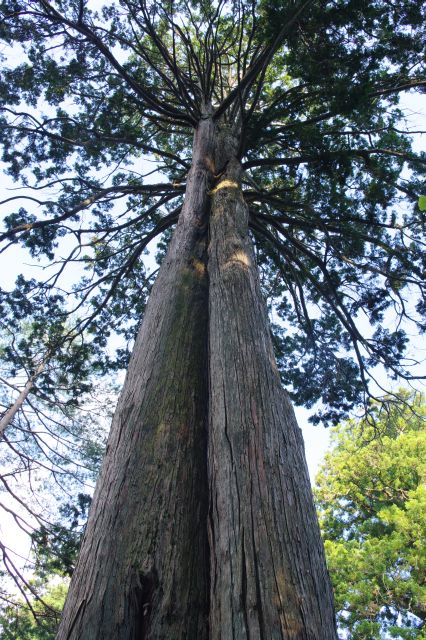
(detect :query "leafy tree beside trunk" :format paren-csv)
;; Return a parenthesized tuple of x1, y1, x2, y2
(0, 579, 68, 640)
(0, 1, 425, 638)
(315, 392, 426, 639)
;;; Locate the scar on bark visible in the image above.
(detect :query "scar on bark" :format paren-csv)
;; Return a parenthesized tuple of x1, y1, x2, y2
(132, 566, 158, 640)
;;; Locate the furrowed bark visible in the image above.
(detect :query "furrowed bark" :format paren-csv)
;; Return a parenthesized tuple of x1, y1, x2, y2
(57, 118, 215, 640)
(207, 156, 338, 639)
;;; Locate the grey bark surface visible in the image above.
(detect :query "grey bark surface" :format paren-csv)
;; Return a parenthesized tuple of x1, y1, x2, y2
(207, 157, 338, 639)
(56, 118, 215, 640)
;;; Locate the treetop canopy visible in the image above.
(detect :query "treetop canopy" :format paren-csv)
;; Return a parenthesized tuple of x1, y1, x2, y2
(0, 0, 425, 423)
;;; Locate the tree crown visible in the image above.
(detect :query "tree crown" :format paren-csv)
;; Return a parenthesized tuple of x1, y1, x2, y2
(0, 0, 425, 424)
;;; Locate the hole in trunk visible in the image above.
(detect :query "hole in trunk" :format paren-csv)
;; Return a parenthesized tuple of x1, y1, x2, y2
(133, 566, 158, 640)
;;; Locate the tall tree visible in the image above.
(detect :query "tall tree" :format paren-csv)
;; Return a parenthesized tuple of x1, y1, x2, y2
(315, 392, 426, 639)
(0, 0, 424, 637)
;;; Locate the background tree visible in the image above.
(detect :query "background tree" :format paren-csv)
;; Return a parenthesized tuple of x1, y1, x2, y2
(0, 0, 425, 637)
(0, 492, 94, 639)
(315, 392, 426, 639)
(0, 579, 68, 640)
(0, 319, 110, 618)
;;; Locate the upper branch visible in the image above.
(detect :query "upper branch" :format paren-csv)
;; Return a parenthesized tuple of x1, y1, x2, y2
(29, 0, 196, 126)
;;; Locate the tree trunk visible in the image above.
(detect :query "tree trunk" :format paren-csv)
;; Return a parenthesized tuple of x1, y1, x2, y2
(207, 156, 337, 639)
(57, 120, 337, 639)
(57, 117, 215, 640)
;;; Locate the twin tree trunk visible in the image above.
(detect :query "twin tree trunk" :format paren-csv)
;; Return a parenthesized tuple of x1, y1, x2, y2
(57, 118, 337, 639)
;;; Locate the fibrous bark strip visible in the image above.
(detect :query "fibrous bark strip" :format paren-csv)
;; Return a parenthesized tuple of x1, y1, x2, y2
(207, 154, 337, 639)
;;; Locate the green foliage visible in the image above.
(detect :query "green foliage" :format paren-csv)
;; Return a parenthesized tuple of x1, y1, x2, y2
(31, 493, 92, 579)
(315, 392, 426, 638)
(0, 579, 68, 639)
(418, 196, 426, 212)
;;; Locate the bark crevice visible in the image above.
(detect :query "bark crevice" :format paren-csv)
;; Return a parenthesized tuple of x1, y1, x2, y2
(132, 567, 159, 640)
